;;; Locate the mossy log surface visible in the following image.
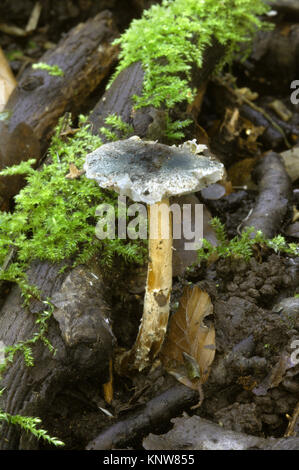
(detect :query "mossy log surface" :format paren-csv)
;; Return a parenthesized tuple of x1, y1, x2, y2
(88, 39, 225, 141)
(0, 262, 114, 450)
(0, 10, 118, 208)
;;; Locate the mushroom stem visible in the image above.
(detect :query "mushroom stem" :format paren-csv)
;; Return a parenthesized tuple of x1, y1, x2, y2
(133, 198, 173, 371)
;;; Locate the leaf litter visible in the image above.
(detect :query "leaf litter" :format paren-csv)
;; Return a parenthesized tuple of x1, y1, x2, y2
(160, 286, 216, 408)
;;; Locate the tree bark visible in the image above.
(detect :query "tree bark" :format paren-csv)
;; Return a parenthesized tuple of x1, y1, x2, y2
(0, 262, 114, 450)
(0, 10, 119, 208)
(88, 39, 225, 142)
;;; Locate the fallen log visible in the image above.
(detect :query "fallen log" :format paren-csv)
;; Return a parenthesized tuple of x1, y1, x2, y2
(268, 0, 299, 19)
(88, 0, 271, 143)
(249, 23, 299, 92)
(0, 10, 119, 208)
(88, 41, 225, 142)
(0, 262, 114, 450)
(239, 104, 296, 150)
(241, 151, 292, 238)
(132, 0, 162, 13)
(86, 383, 198, 450)
(143, 414, 299, 450)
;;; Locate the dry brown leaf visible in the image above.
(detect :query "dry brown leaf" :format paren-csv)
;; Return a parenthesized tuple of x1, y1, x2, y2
(65, 163, 85, 179)
(219, 106, 264, 154)
(238, 118, 265, 152)
(194, 122, 210, 146)
(0, 47, 17, 111)
(292, 206, 299, 223)
(227, 157, 259, 189)
(160, 286, 216, 396)
(187, 82, 207, 119)
(253, 352, 294, 397)
(220, 107, 240, 140)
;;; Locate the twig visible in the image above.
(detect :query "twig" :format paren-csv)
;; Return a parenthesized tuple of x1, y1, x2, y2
(86, 384, 198, 450)
(285, 401, 299, 437)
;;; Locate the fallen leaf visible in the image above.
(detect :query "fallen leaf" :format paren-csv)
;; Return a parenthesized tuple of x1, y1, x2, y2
(220, 107, 240, 141)
(160, 286, 216, 402)
(253, 352, 295, 396)
(227, 157, 259, 189)
(66, 163, 85, 179)
(187, 82, 207, 119)
(292, 207, 299, 223)
(219, 107, 264, 153)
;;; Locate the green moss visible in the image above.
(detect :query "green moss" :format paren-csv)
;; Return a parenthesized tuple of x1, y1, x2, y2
(0, 300, 55, 377)
(198, 218, 298, 262)
(0, 115, 147, 299)
(0, 389, 64, 447)
(100, 113, 135, 141)
(0, 115, 148, 444)
(111, 0, 271, 138)
(32, 62, 64, 77)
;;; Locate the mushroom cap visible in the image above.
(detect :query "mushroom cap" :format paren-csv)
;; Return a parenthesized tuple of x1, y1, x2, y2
(84, 137, 224, 204)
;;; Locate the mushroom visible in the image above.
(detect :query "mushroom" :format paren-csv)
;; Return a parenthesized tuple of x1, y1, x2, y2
(84, 136, 224, 371)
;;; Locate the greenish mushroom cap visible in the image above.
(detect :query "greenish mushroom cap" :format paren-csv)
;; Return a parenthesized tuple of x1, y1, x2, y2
(84, 137, 224, 204)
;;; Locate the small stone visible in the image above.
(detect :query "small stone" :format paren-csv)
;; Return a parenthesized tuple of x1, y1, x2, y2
(260, 284, 277, 296)
(248, 288, 260, 299)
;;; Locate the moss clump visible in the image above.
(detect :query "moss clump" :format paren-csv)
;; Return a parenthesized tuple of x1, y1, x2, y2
(0, 387, 65, 447)
(0, 115, 147, 298)
(198, 218, 298, 262)
(111, 0, 271, 138)
(100, 113, 135, 141)
(32, 62, 64, 77)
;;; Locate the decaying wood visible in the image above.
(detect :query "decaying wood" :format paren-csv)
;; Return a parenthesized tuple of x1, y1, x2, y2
(268, 0, 299, 18)
(250, 23, 299, 92)
(211, 77, 297, 152)
(143, 414, 299, 450)
(86, 383, 198, 450)
(242, 151, 292, 238)
(88, 40, 225, 142)
(0, 10, 119, 207)
(132, 0, 162, 13)
(239, 104, 295, 150)
(0, 263, 114, 450)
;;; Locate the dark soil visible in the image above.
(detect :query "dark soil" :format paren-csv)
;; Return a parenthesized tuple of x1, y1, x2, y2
(33, 249, 298, 449)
